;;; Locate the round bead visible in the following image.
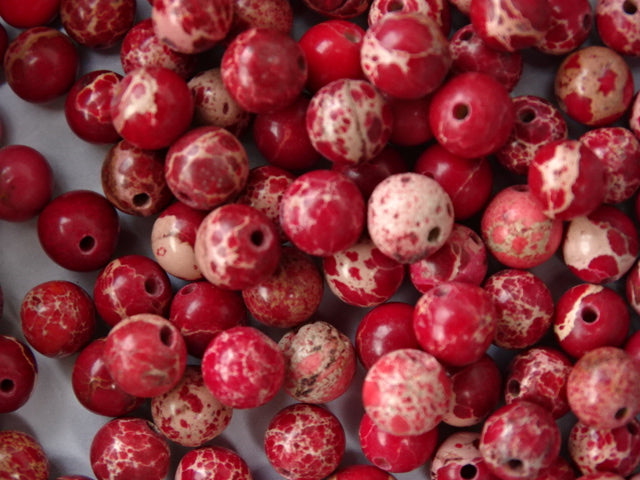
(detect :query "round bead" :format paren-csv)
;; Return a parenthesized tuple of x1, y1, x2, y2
(596, 0, 640, 56)
(175, 446, 252, 480)
(0, 335, 38, 413)
(0, 431, 49, 480)
(368, 0, 451, 34)
(59, 0, 135, 49)
(536, 0, 593, 54)
(431, 431, 496, 480)
(226, 0, 293, 39)
(301, 0, 370, 18)
(327, 464, 397, 480)
(0, 0, 59, 27)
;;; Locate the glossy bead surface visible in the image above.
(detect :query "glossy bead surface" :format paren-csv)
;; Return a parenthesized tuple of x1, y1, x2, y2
(151, 365, 232, 447)
(554, 45, 634, 126)
(20, 280, 95, 358)
(60, 0, 135, 49)
(327, 464, 397, 480)
(93, 254, 173, 328)
(195, 203, 281, 290)
(164, 126, 249, 211)
(387, 96, 433, 147)
(202, 326, 284, 408)
(431, 431, 499, 480)
(279, 321, 356, 404)
(175, 446, 252, 480)
(480, 185, 563, 269)
(264, 403, 345, 480)
(227, 0, 293, 39)
(368, 0, 450, 33)
(362, 348, 452, 436)
(0, 0, 60, 27)
(596, 0, 640, 56)
(0, 335, 38, 413)
(103, 313, 187, 398)
(0, 431, 49, 480)
(306, 78, 393, 165)
(90, 417, 170, 480)
(536, 0, 593, 55)
(368, 172, 454, 264)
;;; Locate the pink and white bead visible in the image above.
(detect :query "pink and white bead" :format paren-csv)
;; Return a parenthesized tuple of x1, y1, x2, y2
(306, 78, 393, 165)
(227, 0, 293, 39)
(596, 0, 640, 56)
(368, 172, 454, 264)
(175, 446, 253, 480)
(362, 348, 452, 436)
(279, 321, 356, 404)
(535, 0, 593, 55)
(151, 365, 233, 447)
(430, 431, 496, 480)
(368, 0, 451, 35)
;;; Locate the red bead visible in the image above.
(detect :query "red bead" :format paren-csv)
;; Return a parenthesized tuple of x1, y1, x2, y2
(431, 431, 498, 480)
(110, 66, 194, 151)
(71, 338, 143, 417)
(37, 190, 120, 272)
(536, 0, 593, 55)
(368, 0, 451, 35)
(90, 417, 170, 480)
(429, 72, 515, 158)
(0, 145, 53, 222)
(202, 325, 284, 408)
(4, 27, 79, 103)
(625, 259, 640, 317)
(264, 403, 346, 480)
(0, 431, 49, 480)
(624, 329, 640, 364)
(301, 0, 370, 18)
(221, 27, 307, 114)
(387, 96, 433, 146)
(103, 313, 187, 398)
(0, 335, 38, 413)
(298, 19, 365, 93)
(20, 280, 95, 358)
(359, 412, 438, 473)
(60, 0, 136, 49)
(175, 446, 252, 480)
(227, 0, 293, 40)
(170, 280, 247, 358)
(596, 0, 640, 56)
(0, 0, 59, 27)
(280, 321, 356, 404)
(533, 457, 578, 480)
(327, 464, 397, 480)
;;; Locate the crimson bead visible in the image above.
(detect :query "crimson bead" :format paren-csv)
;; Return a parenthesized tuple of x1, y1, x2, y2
(431, 431, 499, 480)
(0, 0, 59, 27)
(0, 145, 53, 222)
(536, 0, 593, 55)
(596, 0, 640, 56)
(533, 457, 578, 480)
(0, 335, 38, 413)
(60, 0, 135, 49)
(387, 96, 433, 146)
(103, 313, 187, 398)
(626, 259, 640, 316)
(227, 0, 293, 39)
(327, 464, 397, 480)
(264, 403, 346, 480)
(301, 0, 370, 18)
(0, 431, 49, 480)
(90, 417, 170, 480)
(175, 446, 252, 480)
(20, 280, 96, 358)
(37, 190, 120, 272)
(368, 0, 451, 35)
(624, 329, 640, 364)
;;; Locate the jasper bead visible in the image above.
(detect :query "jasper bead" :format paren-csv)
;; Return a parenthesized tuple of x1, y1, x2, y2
(327, 465, 397, 480)
(0, 335, 38, 413)
(175, 446, 252, 480)
(264, 403, 345, 480)
(387, 96, 434, 147)
(362, 348, 452, 436)
(90, 417, 170, 480)
(0, 0, 60, 27)
(431, 431, 498, 480)
(368, 0, 451, 34)
(596, 0, 640, 56)
(554, 45, 634, 126)
(60, 0, 135, 49)
(151, 365, 232, 447)
(368, 172, 454, 264)
(93, 254, 173, 328)
(227, 0, 293, 39)
(164, 126, 249, 211)
(301, 0, 370, 18)
(480, 185, 563, 269)
(280, 169, 365, 257)
(195, 203, 281, 290)
(279, 321, 356, 404)
(306, 78, 393, 165)
(0, 431, 49, 480)
(536, 0, 593, 55)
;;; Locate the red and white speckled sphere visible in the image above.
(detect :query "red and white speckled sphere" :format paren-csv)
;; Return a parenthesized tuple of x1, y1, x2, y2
(279, 321, 356, 404)
(483, 269, 554, 350)
(306, 78, 393, 165)
(323, 236, 405, 308)
(60, 0, 135, 49)
(535, 0, 593, 55)
(0, 430, 49, 480)
(368, 172, 454, 264)
(151, 0, 233, 54)
(504, 347, 573, 419)
(227, 0, 293, 39)
(194, 203, 281, 290)
(554, 45, 634, 126)
(369, 0, 450, 32)
(430, 431, 496, 480)
(569, 419, 640, 477)
(362, 348, 452, 436)
(279, 169, 365, 257)
(481, 185, 563, 269)
(562, 205, 639, 284)
(479, 401, 561, 480)
(596, 0, 640, 56)
(151, 365, 232, 447)
(175, 446, 253, 480)
(90, 417, 170, 480)
(265, 403, 345, 480)
(360, 12, 451, 99)
(202, 326, 284, 409)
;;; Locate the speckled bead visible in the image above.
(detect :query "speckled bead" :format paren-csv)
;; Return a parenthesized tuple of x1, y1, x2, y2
(175, 446, 253, 480)
(227, 0, 293, 39)
(536, 0, 593, 55)
(562, 205, 639, 284)
(480, 185, 563, 269)
(323, 236, 405, 307)
(151, 365, 232, 447)
(327, 464, 397, 480)
(264, 403, 345, 480)
(368, 172, 454, 264)
(371, 0, 450, 30)
(430, 431, 496, 480)
(554, 45, 634, 126)
(279, 321, 356, 404)
(360, 12, 451, 100)
(60, 0, 135, 49)
(0, 431, 49, 480)
(151, 0, 233, 54)
(195, 203, 281, 290)
(568, 419, 640, 477)
(306, 78, 392, 165)
(483, 269, 554, 350)
(596, 0, 640, 56)
(362, 348, 452, 436)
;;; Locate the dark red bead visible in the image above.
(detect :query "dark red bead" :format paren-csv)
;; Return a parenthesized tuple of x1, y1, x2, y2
(0, 335, 38, 413)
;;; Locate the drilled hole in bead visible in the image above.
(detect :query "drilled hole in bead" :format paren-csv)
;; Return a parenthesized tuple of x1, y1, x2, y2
(159, 325, 174, 347)
(507, 459, 523, 471)
(453, 103, 469, 120)
(581, 307, 598, 323)
(250, 229, 265, 247)
(388, 0, 404, 11)
(0, 379, 14, 393)
(460, 30, 474, 42)
(133, 193, 150, 207)
(624, 0, 637, 14)
(461, 464, 478, 479)
(428, 227, 440, 242)
(144, 277, 161, 295)
(79, 235, 96, 252)
(615, 407, 628, 420)
(507, 379, 520, 396)
(518, 108, 536, 123)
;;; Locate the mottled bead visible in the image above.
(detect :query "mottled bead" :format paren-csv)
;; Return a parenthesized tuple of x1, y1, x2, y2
(431, 431, 497, 480)
(60, 0, 135, 49)
(0, 431, 49, 480)
(175, 446, 253, 480)
(368, 0, 451, 35)
(227, 0, 293, 39)
(596, 0, 640, 56)
(536, 0, 593, 55)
